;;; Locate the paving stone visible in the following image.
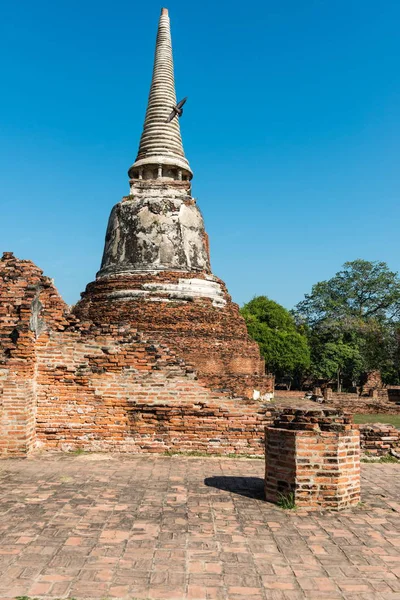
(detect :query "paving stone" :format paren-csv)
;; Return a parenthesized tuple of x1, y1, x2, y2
(0, 456, 398, 599)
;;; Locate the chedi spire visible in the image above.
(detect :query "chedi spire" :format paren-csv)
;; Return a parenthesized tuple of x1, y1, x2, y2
(128, 7, 192, 182)
(97, 8, 209, 277)
(75, 7, 270, 402)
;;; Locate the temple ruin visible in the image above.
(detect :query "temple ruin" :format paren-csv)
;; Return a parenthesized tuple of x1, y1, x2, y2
(0, 8, 274, 457)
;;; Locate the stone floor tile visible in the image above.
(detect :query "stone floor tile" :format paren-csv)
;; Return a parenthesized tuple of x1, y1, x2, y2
(0, 456, 398, 600)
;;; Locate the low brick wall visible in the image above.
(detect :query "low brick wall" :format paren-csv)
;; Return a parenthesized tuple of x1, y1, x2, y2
(359, 423, 400, 456)
(276, 389, 400, 414)
(276, 390, 400, 415)
(265, 408, 360, 510)
(324, 395, 400, 415)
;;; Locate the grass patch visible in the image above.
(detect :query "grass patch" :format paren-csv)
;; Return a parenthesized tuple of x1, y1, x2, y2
(72, 448, 87, 455)
(379, 454, 399, 462)
(353, 413, 400, 427)
(163, 450, 263, 459)
(276, 491, 296, 510)
(361, 453, 399, 463)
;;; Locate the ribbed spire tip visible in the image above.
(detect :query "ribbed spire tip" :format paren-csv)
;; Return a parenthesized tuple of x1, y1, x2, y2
(161, 7, 168, 15)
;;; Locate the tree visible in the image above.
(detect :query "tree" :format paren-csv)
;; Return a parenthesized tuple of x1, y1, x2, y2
(312, 340, 363, 392)
(241, 296, 310, 386)
(296, 260, 400, 325)
(295, 260, 400, 387)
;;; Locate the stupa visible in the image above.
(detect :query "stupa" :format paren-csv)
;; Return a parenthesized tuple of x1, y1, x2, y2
(0, 8, 274, 458)
(75, 8, 270, 398)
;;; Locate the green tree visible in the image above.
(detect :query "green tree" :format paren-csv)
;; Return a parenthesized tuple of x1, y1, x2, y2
(241, 296, 310, 386)
(312, 340, 363, 392)
(296, 259, 400, 324)
(295, 260, 400, 387)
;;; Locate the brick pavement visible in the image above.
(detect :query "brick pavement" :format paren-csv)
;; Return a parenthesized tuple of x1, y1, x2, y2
(0, 454, 398, 600)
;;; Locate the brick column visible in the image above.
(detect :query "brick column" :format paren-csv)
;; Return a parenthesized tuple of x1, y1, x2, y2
(265, 408, 360, 510)
(0, 330, 37, 456)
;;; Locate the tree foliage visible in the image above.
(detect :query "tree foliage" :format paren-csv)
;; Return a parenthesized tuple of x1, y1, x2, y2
(296, 260, 400, 325)
(295, 260, 400, 388)
(241, 296, 310, 383)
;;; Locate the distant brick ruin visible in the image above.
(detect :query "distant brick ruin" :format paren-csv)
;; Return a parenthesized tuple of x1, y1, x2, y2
(322, 386, 400, 414)
(359, 423, 400, 456)
(0, 9, 274, 457)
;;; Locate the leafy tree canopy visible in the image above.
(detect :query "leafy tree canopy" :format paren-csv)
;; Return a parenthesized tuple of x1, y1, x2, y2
(295, 259, 400, 326)
(312, 340, 364, 389)
(241, 296, 310, 381)
(295, 260, 400, 386)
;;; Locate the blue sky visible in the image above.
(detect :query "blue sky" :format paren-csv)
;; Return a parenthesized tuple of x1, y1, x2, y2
(1, 0, 399, 308)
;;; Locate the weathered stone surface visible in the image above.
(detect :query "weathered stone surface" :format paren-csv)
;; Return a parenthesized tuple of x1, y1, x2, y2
(99, 181, 210, 276)
(128, 8, 192, 181)
(84, 7, 273, 397)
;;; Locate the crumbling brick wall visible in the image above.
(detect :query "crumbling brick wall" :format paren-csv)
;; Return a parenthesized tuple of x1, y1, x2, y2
(361, 370, 383, 395)
(0, 253, 274, 457)
(359, 423, 400, 456)
(34, 323, 272, 454)
(323, 391, 400, 415)
(0, 252, 69, 455)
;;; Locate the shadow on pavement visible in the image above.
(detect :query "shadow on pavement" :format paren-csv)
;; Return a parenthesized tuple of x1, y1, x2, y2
(204, 476, 264, 500)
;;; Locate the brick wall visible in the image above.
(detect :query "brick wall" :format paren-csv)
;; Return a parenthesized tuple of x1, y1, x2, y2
(0, 252, 69, 455)
(274, 391, 305, 399)
(0, 253, 274, 457)
(73, 272, 272, 399)
(359, 423, 400, 456)
(361, 370, 383, 394)
(34, 325, 273, 454)
(276, 389, 400, 415)
(265, 408, 360, 509)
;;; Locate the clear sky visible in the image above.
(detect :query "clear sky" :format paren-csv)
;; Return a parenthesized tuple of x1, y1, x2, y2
(1, 0, 399, 309)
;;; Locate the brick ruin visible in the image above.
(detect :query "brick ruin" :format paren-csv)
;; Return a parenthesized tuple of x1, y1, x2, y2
(265, 408, 361, 509)
(359, 423, 400, 456)
(276, 388, 400, 414)
(0, 8, 368, 515)
(0, 9, 278, 457)
(74, 262, 269, 394)
(323, 387, 400, 414)
(0, 253, 276, 457)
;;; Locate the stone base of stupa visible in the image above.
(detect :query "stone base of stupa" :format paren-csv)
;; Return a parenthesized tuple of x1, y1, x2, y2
(74, 270, 273, 400)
